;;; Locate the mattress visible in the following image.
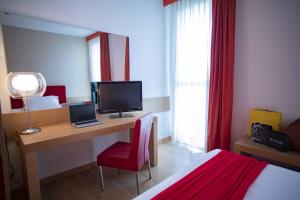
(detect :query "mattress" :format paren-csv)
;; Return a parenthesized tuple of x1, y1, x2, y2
(134, 149, 300, 200)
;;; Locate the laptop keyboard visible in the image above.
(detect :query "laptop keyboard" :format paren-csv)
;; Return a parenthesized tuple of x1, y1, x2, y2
(74, 119, 98, 125)
(73, 120, 103, 128)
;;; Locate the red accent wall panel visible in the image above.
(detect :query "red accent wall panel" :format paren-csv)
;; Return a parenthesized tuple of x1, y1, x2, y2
(10, 97, 23, 109)
(44, 85, 67, 104)
(163, 0, 178, 6)
(86, 31, 105, 41)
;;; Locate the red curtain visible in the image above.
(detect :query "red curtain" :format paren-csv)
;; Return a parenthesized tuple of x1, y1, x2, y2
(125, 37, 130, 81)
(163, 0, 178, 6)
(207, 0, 236, 151)
(100, 33, 112, 81)
(86, 31, 102, 41)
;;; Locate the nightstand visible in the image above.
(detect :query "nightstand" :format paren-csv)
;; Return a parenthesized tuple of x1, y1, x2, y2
(234, 136, 300, 171)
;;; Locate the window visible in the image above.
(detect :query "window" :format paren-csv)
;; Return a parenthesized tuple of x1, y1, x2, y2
(88, 37, 101, 82)
(166, 0, 212, 151)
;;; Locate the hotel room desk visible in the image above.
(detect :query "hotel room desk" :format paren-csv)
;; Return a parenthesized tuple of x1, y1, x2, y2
(18, 113, 158, 200)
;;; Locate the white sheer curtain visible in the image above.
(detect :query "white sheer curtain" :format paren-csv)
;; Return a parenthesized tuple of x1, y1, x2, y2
(166, 0, 212, 152)
(88, 37, 101, 82)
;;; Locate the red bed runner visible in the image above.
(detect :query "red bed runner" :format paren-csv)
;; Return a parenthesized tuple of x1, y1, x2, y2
(152, 150, 267, 200)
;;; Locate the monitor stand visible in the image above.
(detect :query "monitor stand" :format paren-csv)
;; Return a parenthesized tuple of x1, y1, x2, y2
(108, 112, 134, 119)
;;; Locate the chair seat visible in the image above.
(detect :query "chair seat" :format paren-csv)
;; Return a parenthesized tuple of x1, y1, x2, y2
(97, 141, 138, 171)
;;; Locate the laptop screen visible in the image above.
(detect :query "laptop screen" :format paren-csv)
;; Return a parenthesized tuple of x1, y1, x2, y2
(69, 103, 96, 123)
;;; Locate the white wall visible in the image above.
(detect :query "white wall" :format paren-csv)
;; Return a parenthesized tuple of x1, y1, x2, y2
(232, 0, 300, 146)
(0, 24, 10, 113)
(0, 0, 168, 186)
(3, 25, 90, 98)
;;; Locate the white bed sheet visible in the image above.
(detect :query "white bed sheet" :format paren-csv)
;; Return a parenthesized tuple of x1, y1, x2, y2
(134, 149, 300, 200)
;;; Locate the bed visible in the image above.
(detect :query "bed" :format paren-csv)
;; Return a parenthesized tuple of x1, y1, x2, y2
(10, 85, 67, 111)
(134, 149, 300, 200)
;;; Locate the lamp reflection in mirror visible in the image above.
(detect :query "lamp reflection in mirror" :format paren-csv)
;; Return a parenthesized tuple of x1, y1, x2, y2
(6, 72, 47, 134)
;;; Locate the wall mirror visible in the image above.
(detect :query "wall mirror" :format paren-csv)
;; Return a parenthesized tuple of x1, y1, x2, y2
(1, 12, 130, 112)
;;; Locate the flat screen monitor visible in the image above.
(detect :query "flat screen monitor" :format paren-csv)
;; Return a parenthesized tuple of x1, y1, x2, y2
(91, 81, 143, 118)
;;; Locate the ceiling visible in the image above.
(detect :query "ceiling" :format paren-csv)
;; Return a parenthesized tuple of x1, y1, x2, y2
(0, 12, 94, 37)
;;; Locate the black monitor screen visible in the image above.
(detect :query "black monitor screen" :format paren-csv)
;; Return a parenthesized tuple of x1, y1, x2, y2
(98, 81, 143, 114)
(69, 103, 96, 123)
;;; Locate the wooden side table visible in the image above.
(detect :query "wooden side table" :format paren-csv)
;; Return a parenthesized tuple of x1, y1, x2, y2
(234, 136, 300, 171)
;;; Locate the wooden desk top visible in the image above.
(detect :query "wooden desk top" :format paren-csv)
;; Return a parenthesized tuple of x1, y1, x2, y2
(19, 114, 145, 152)
(235, 136, 300, 169)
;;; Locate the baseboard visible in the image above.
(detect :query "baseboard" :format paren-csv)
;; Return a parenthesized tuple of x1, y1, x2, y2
(159, 136, 172, 144)
(40, 162, 97, 185)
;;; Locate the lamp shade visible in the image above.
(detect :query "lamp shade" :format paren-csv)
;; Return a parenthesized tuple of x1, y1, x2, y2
(6, 72, 47, 98)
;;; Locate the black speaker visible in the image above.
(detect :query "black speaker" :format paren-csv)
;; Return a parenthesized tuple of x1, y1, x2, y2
(251, 123, 272, 144)
(251, 123, 290, 152)
(265, 130, 290, 152)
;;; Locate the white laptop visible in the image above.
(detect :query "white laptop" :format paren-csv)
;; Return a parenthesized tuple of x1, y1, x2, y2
(69, 103, 102, 128)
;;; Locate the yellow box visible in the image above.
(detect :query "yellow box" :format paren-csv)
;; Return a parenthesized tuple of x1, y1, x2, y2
(249, 108, 282, 136)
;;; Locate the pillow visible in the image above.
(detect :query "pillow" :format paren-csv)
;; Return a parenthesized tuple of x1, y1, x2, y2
(24, 96, 61, 111)
(283, 119, 300, 152)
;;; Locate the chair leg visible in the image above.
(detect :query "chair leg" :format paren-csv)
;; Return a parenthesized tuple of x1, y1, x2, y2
(147, 159, 152, 179)
(99, 166, 104, 191)
(136, 171, 140, 195)
(118, 168, 121, 174)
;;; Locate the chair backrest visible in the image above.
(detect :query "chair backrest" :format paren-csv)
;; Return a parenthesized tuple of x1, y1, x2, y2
(129, 113, 153, 170)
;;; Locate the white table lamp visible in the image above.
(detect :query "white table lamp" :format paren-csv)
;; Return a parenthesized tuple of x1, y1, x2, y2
(6, 72, 47, 134)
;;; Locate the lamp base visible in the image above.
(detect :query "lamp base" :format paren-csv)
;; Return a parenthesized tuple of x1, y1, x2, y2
(19, 128, 41, 135)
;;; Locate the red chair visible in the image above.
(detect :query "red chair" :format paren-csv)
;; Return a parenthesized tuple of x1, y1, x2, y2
(97, 113, 153, 194)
